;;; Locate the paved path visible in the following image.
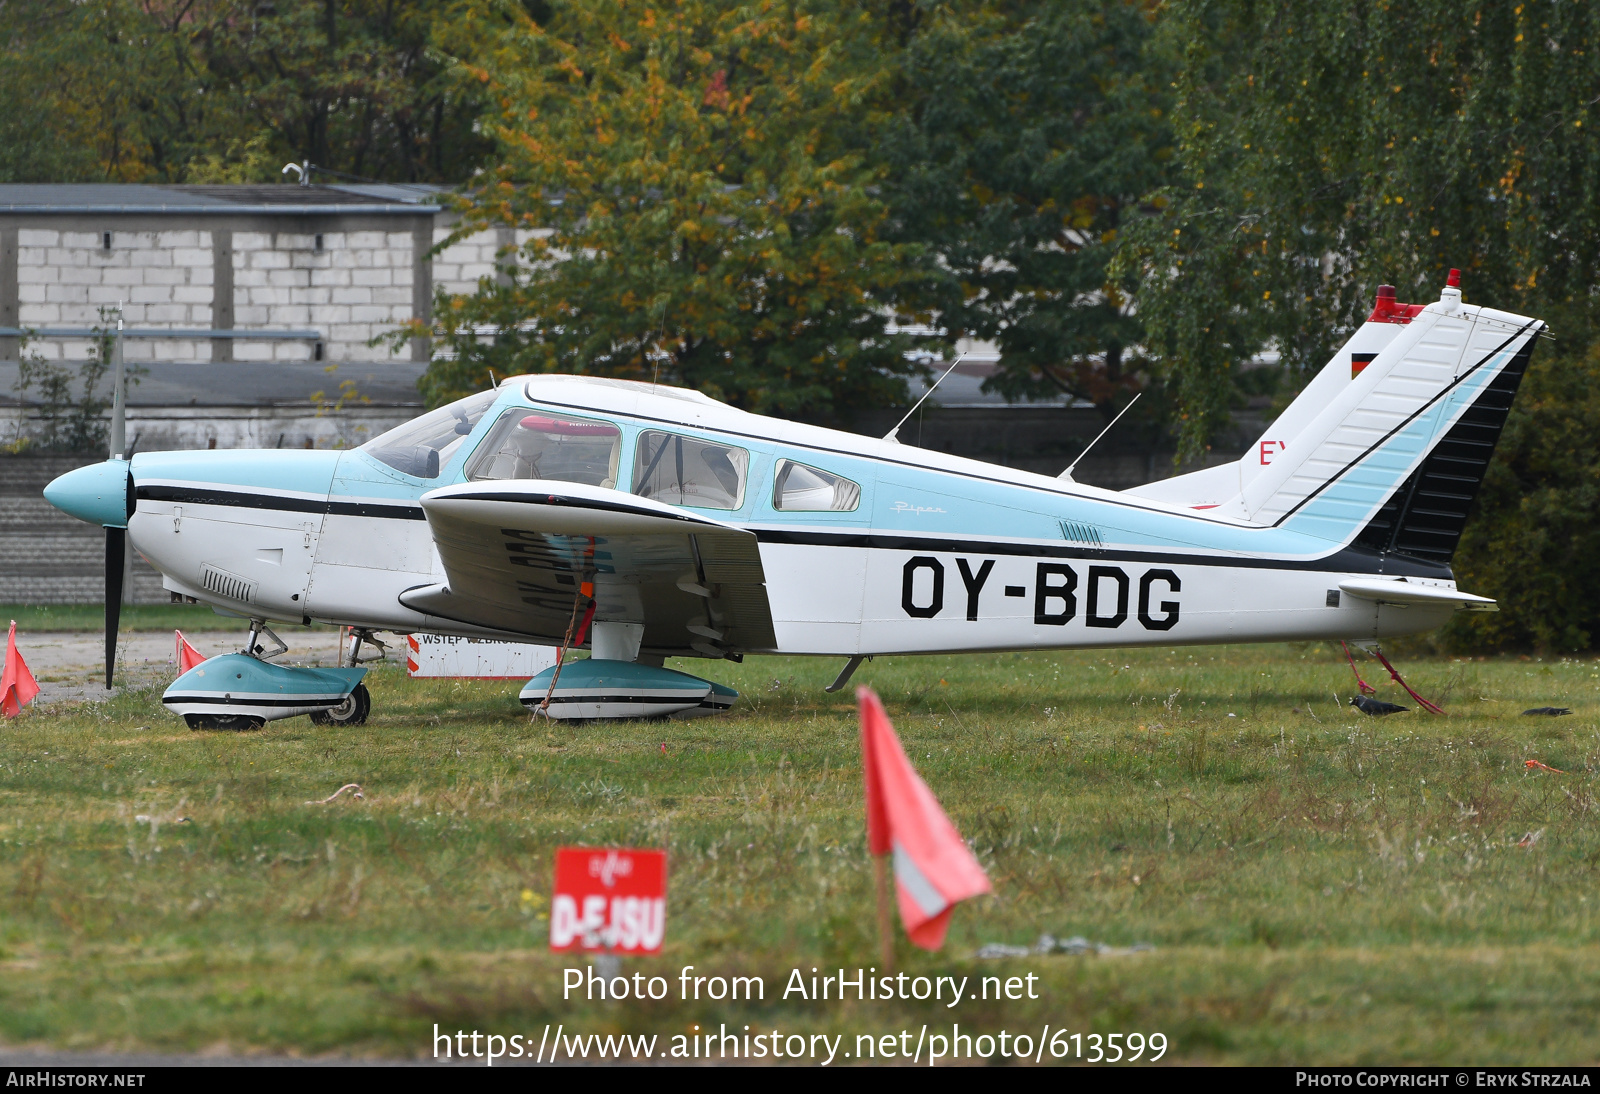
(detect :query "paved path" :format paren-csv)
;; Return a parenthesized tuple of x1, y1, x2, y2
(4, 629, 347, 706)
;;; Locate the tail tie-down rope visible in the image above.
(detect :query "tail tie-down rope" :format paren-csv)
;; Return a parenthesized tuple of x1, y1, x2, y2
(535, 581, 596, 718)
(1342, 642, 1445, 715)
(1341, 641, 1378, 696)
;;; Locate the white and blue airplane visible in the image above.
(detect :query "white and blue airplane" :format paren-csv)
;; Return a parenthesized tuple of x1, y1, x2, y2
(43, 272, 1539, 727)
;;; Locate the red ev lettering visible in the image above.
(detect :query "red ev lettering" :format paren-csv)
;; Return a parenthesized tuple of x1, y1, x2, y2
(1259, 440, 1286, 465)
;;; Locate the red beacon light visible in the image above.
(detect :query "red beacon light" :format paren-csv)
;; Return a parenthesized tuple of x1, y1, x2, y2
(1367, 283, 1426, 324)
(1446, 268, 1461, 288)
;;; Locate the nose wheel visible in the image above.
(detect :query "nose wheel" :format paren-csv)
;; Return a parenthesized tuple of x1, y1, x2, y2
(311, 683, 371, 726)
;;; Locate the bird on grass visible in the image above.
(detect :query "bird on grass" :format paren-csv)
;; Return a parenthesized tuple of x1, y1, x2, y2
(1522, 707, 1572, 717)
(1350, 695, 1408, 716)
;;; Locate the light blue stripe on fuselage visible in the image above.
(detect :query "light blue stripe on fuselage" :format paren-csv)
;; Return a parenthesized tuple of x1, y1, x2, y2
(129, 344, 1510, 569)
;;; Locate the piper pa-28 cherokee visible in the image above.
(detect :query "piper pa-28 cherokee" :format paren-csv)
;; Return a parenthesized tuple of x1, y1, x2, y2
(44, 271, 1539, 727)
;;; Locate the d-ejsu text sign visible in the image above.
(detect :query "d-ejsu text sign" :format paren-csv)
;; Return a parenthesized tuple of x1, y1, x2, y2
(550, 847, 667, 954)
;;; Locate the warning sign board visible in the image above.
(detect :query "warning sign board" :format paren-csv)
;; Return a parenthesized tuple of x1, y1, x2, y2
(550, 847, 668, 954)
(406, 634, 558, 679)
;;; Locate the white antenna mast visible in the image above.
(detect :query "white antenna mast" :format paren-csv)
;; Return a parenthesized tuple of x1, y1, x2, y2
(884, 353, 965, 444)
(1060, 391, 1140, 481)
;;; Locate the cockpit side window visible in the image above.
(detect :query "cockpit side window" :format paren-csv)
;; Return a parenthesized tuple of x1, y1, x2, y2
(359, 389, 498, 479)
(773, 459, 860, 511)
(464, 409, 622, 487)
(632, 431, 748, 510)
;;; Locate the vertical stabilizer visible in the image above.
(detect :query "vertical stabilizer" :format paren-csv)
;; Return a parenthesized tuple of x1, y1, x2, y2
(1127, 274, 1542, 564)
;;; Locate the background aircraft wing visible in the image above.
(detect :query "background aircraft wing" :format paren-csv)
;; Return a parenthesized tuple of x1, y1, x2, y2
(400, 480, 776, 659)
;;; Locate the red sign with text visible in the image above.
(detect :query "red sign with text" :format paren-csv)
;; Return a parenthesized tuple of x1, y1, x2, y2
(549, 847, 667, 954)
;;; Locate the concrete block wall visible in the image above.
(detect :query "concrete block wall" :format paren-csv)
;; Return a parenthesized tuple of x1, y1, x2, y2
(433, 227, 548, 296)
(3, 217, 559, 369)
(232, 229, 418, 363)
(0, 454, 166, 605)
(18, 229, 215, 362)
(4, 213, 441, 368)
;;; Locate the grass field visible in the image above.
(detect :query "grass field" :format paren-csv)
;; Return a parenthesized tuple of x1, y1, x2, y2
(0, 603, 326, 633)
(2, 643, 1598, 1064)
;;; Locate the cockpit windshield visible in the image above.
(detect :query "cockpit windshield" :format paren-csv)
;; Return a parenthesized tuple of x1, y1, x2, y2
(465, 408, 622, 487)
(359, 390, 499, 479)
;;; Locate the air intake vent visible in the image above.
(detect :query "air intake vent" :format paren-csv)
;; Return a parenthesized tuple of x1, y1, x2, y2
(200, 564, 257, 604)
(1060, 521, 1104, 547)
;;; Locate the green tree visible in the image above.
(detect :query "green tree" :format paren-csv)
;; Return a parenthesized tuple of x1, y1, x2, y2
(879, 0, 1174, 416)
(0, 1, 489, 184)
(200, 0, 491, 182)
(1441, 343, 1600, 652)
(1118, 0, 1600, 458)
(421, 0, 930, 421)
(1118, 0, 1600, 649)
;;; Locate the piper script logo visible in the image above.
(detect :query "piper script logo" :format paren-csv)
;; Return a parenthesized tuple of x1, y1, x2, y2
(550, 847, 667, 954)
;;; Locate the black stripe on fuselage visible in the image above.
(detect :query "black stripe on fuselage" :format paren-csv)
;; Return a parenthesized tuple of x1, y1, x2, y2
(520, 694, 700, 707)
(162, 695, 345, 708)
(750, 528, 1453, 578)
(137, 484, 1450, 578)
(136, 484, 426, 521)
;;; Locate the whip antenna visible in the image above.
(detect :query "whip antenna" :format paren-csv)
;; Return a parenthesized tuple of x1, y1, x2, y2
(885, 354, 965, 443)
(1061, 391, 1140, 481)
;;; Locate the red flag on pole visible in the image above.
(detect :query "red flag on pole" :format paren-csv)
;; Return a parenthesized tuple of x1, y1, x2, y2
(2, 620, 40, 717)
(175, 630, 204, 673)
(859, 686, 991, 951)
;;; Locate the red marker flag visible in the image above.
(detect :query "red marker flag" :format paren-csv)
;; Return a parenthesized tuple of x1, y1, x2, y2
(175, 630, 205, 673)
(2, 621, 39, 717)
(859, 686, 990, 951)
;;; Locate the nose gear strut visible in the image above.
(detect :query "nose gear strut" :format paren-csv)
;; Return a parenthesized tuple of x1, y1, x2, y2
(243, 619, 288, 661)
(342, 628, 388, 668)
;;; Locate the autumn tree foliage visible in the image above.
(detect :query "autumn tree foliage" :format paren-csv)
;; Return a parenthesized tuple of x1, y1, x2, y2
(422, 0, 931, 421)
(0, 1, 488, 183)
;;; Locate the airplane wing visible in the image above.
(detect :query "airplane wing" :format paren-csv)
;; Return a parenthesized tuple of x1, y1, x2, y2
(399, 479, 777, 659)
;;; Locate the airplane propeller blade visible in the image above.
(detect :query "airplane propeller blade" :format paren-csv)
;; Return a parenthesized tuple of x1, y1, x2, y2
(105, 525, 124, 689)
(105, 309, 127, 689)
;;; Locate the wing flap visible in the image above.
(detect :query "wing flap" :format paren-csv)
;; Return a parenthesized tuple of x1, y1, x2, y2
(414, 480, 777, 656)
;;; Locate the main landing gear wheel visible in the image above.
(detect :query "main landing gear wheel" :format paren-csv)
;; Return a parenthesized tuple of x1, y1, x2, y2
(311, 683, 371, 727)
(184, 713, 265, 732)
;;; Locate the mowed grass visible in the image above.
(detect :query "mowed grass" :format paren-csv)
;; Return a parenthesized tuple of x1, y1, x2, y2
(2, 644, 1600, 1064)
(0, 603, 289, 633)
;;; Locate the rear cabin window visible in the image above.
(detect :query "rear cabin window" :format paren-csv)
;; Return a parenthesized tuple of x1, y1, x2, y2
(632, 431, 748, 510)
(464, 409, 622, 487)
(773, 459, 861, 512)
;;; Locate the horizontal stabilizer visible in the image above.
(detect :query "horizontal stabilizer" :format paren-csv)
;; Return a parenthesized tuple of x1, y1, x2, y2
(1338, 577, 1497, 612)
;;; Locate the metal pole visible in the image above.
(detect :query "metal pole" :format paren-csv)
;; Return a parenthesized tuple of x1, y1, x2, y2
(108, 309, 126, 460)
